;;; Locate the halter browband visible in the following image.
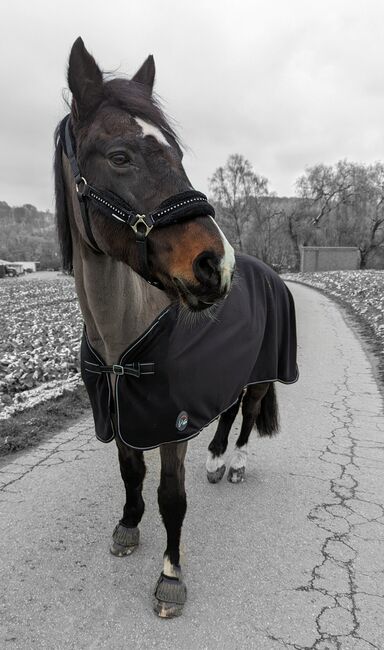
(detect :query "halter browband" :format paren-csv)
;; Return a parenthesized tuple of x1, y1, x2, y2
(59, 115, 215, 289)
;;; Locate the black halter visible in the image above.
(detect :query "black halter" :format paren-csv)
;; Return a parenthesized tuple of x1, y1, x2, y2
(59, 115, 215, 289)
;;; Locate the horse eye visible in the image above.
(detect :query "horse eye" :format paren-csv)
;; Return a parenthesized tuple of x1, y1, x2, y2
(109, 152, 130, 166)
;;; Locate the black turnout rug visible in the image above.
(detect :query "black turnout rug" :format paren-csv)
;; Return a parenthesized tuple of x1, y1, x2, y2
(81, 254, 298, 450)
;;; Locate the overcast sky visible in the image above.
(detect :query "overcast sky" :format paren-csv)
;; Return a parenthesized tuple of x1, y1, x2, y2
(1, 0, 384, 211)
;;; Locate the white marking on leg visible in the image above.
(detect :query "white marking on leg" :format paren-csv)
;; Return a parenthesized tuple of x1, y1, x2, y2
(206, 450, 225, 473)
(209, 217, 235, 292)
(163, 555, 179, 578)
(134, 117, 170, 147)
(230, 444, 248, 470)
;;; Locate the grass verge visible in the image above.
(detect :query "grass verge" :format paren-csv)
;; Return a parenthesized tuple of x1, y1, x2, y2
(0, 385, 90, 458)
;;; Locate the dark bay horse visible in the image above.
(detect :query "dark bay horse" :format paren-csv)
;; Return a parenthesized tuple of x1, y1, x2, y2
(55, 38, 288, 618)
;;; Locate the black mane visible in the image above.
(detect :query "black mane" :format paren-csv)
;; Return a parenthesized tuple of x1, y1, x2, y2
(54, 77, 180, 273)
(54, 124, 73, 273)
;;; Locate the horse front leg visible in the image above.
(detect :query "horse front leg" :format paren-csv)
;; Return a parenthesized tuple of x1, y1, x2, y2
(110, 438, 146, 556)
(154, 441, 188, 618)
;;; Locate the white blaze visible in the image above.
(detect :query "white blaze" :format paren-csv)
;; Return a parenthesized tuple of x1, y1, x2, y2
(209, 217, 235, 291)
(133, 122, 235, 291)
(134, 117, 170, 147)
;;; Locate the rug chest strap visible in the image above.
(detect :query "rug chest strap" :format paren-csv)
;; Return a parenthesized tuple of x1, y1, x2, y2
(84, 360, 155, 378)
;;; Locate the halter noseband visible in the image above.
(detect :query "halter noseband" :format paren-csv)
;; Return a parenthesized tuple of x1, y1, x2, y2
(59, 115, 215, 289)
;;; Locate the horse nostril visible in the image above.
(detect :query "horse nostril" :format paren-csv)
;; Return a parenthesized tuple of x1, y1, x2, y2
(193, 251, 221, 289)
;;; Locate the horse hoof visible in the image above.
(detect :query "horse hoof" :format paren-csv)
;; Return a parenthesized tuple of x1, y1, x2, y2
(227, 466, 246, 483)
(207, 464, 226, 483)
(110, 523, 139, 557)
(153, 572, 187, 618)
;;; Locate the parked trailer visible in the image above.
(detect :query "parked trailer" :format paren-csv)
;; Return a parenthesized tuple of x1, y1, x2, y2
(0, 260, 21, 277)
(4, 263, 25, 276)
(0, 260, 39, 277)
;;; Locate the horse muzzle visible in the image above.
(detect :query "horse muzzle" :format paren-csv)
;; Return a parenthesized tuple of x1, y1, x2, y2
(173, 252, 235, 311)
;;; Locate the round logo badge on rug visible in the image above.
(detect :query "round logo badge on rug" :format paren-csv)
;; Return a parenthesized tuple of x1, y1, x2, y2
(176, 411, 188, 432)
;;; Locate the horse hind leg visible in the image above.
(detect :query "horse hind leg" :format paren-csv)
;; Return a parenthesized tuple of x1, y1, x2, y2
(110, 439, 146, 557)
(206, 397, 241, 483)
(228, 383, 278, 483)
(154, 442, 188, 618)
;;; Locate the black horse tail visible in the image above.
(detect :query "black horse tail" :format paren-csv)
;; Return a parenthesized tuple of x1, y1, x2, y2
(256, 383, 279, 437)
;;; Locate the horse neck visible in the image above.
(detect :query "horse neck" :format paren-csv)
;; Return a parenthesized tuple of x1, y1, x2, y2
(73, 246, 170, 364)
(64, 166, 170, 365)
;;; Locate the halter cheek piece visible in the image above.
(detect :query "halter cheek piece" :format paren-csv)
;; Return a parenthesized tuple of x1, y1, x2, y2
(59, 115, 215, 289)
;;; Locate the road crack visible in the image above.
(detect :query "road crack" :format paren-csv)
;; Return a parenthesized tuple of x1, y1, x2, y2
(290, 355, 382, 649)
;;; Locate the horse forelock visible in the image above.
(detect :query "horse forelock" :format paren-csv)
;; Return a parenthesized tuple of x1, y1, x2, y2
(69, 77, 180, 143)
(101, 78, 182, 149)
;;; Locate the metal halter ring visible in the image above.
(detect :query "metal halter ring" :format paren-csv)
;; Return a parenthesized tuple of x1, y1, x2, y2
(76, 177, 88, 197)
(131, 214, 154, 237)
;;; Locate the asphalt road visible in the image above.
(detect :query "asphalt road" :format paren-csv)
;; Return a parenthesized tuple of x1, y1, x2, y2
(1, 283, 383, 650)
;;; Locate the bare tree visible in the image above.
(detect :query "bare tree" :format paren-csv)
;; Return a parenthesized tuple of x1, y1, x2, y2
(296, 160, 384, 268)
(283, 199, 312, 270)
(360, 162, 384, 267)
(209, 156, 384, 271)
(209, 154, 269, 252)
(296, 161, 355, 226)
(245, 197, 287, 269)
(258, 197, 316, 271)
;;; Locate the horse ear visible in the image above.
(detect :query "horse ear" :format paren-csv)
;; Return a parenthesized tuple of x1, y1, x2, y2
(132, 55, 155, 94)
(67, 37, 103, 120)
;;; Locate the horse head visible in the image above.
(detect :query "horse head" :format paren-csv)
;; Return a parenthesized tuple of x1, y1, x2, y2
(57, 37, 235, 311)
